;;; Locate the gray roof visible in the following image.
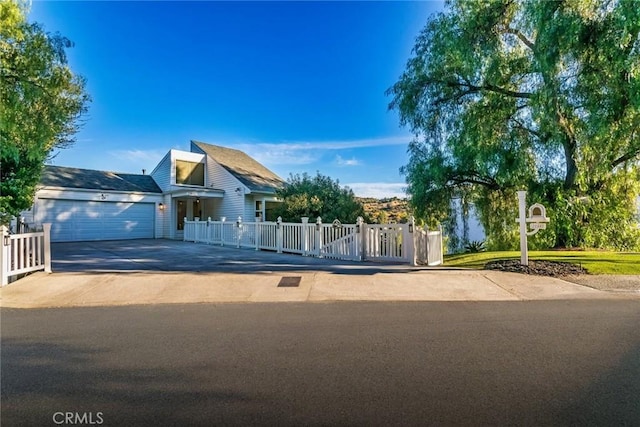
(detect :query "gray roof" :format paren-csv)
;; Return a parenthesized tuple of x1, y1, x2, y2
(192, 141, 285, 193)
(41, 165, 162, 193)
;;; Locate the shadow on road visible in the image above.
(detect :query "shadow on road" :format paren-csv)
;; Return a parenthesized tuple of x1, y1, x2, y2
(2, 302, 639, 425)
(559, 340, 640, 425)
(1, 338, 261, 426)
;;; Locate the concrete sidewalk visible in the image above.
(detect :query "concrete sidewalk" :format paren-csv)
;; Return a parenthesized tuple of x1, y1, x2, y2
(1, 268, 635, 309)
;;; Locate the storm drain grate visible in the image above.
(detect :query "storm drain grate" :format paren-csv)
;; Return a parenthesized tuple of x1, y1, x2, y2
(278, 276, 301, 287)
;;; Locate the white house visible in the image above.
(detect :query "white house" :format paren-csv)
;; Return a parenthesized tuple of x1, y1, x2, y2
(22, 141, 285, 242)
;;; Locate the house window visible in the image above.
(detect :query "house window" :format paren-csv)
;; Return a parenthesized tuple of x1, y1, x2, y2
(176, 160, 204, 186)
(265, 201, 279, 221)
(255, 200, 263, 221)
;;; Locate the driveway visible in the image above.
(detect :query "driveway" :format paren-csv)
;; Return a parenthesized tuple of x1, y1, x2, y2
(52, 238, 417, 275)
(2, 239, 630, 309)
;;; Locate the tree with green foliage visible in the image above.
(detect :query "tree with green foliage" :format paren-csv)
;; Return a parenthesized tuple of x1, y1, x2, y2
(274, 172, 369, 223)
(374, 210, 388, 224)
(388, 0, 640, 250)
(1, 0, 90, 225)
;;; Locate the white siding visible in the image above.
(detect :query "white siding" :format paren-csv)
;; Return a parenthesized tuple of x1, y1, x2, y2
(244, 197, 254, 222)
(191, 143, 247, 221)
(34, 188, 162, 204)
(208, 199, 223, 221)
(159, 194, 172, 238)
(150, 152, 172, 192)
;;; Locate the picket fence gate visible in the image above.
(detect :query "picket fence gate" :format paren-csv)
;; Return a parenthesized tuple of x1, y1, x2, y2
(184, 216, 443, 266)
(1, 224, 52, 286)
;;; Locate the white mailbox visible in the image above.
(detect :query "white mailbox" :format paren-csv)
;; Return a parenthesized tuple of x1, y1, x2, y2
(516, 192, 551, 266)
(526, 203, 549, 224)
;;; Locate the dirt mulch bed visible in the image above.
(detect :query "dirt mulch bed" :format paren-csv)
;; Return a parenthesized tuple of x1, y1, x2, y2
(485, 259, 587, 277)
(485, 259, 640, 291)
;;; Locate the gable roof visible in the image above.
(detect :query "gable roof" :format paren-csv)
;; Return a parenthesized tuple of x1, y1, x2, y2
(191, 140, 285, 193)
(41, 165, 162, 193)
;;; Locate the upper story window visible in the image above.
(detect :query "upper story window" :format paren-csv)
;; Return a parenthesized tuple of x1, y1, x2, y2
(175, 160, 204, 186)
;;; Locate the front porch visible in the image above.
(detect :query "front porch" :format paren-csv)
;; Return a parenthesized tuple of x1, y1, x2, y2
(165, 187, 225, 240)
(174, 196, 221, 240)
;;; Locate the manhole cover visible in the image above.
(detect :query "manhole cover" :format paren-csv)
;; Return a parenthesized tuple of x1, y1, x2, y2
(278, 276, 301, 287)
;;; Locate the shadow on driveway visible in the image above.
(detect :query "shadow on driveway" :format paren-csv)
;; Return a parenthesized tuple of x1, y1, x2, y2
(52, 239, 443, 276)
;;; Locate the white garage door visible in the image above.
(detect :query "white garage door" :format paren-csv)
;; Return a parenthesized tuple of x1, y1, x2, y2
(36, 199, 155, 242)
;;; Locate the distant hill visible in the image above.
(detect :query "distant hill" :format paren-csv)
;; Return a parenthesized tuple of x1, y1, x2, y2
(357, 197, 411, 223)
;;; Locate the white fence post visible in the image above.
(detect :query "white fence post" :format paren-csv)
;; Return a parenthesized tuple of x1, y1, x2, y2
(424, 226, 430, 265)
(236, 216, 242, 248)
(439, 224, 444, 265)
(356, 217, 364, 261)
(43, 223, 52, 273)
(220, 217, 226, 246)
(301, 217, 309, 256)
(363, 224, 370, 261)
(315, 217, 322, 257)
(407, 216, 417, 266)
(255, 222, 261, 251)
(276, 217, 283, 253)
(1, 225, 9, 286)
(183, 217, 188, 242)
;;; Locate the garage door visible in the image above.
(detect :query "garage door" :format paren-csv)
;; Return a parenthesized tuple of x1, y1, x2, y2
(35, 199, 155, 242)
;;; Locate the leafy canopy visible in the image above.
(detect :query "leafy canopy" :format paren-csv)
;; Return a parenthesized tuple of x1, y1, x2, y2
(388, 0, 640, 250)
(274, 172, 369, 223)
(1, 0, 90, 225)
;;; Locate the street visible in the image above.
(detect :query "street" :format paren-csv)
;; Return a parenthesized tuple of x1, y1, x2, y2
(2, 300, 639, 426)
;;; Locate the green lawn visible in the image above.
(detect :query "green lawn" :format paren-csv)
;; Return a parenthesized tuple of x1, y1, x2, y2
(444, 251, 640, 275)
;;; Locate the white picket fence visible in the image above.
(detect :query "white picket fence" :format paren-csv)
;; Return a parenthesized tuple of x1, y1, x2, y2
(414, 227, 445, 267)
(1, 224, 52, 286)
(184, 216, 443, 266)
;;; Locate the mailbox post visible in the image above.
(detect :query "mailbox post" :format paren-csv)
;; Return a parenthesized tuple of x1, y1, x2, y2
(516, 191, 550, 266)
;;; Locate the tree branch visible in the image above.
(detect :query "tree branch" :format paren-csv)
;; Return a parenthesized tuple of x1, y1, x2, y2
(511, 118, 542, 139)
(1, 70, 55, 99)
(475, 83, 533, 99)
(611, 149, 640, 168)
(504, 27, 536, 50)
(437, 79, 534, 99)
(448, 171, 501, 191)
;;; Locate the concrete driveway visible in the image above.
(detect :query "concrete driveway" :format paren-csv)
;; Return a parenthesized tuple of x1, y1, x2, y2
(2, 239, 633, 308)
(51, 238, 418, 275)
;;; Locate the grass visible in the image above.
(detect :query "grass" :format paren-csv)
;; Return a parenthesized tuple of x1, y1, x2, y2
(444, 251, 640, 275)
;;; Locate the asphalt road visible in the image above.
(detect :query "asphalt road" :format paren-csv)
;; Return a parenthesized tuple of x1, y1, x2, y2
(2, 301, 639, 426)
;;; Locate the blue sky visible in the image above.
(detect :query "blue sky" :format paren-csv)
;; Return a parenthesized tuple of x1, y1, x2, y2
(30, 1, 444, 198)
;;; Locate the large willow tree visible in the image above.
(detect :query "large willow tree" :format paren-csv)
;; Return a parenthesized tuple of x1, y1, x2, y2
(388, 0, 640, 250)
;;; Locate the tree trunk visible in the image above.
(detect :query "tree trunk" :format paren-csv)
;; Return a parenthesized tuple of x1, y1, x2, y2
(563, 138, 578, 190)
